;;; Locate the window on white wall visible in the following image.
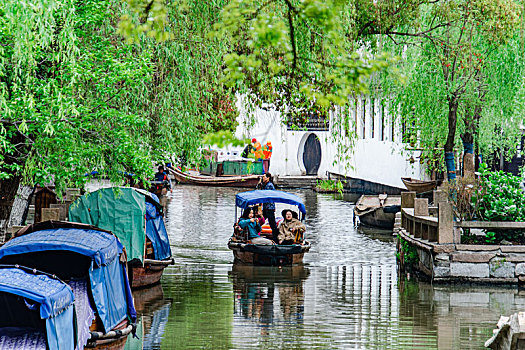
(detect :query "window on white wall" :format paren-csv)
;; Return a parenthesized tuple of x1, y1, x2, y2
(361, 98, 366, 139)
(379, 101, 386, 141)
(370, 98, 375, 139)
(391, 114, 395, 142)
(353, 99, 358, 137)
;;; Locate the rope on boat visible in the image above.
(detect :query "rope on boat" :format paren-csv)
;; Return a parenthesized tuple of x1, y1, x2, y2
(89, 323, 136, 340)
(143, 258, 174, 266)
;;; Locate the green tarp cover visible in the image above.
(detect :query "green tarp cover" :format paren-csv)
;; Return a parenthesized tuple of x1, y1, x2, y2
(68, 187, 146, 261)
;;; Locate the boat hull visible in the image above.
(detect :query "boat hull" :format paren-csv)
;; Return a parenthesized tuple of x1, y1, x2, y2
(170, 167, 260, 188)
(128, 259, 173, 289)
(228, 241, 310, 266)
(401, 177, 439, 194)
(354, 194, 401, 229)
(87, 319, 134, 349)
(358, 208, 396, 229)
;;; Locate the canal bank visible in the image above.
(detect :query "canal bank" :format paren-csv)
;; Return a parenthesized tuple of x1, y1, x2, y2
(396, 191, 525, 284)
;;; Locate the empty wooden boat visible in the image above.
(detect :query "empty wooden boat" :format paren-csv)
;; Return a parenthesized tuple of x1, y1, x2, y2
(401, 177, 439, 194)
(354, 194, 401, 229)
(170, 167, 260, 188)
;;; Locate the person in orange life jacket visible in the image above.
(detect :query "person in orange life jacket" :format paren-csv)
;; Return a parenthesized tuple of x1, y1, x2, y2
(261, 172, 279, 243)
(238, 207, 273, 245)
(262, 141, 272, 173)
(252, 140, 264, 160)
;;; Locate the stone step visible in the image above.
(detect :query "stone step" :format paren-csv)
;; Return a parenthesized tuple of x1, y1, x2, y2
(275, 176, 320, 188)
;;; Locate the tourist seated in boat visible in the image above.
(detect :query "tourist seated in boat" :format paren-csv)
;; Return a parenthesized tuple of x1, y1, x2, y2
(238, 207, 274, 245)
(277, 209, 306, 245)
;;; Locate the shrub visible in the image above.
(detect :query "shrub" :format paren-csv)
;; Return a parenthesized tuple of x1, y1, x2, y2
(472, 163, 525, 243)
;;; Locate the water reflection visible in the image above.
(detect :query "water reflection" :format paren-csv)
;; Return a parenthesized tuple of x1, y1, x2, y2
(230, 265, 309, 327)
(121, 186, 525, 349)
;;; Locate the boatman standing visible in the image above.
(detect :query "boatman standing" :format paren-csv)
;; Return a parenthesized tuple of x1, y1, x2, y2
(261, 172, 279, 243)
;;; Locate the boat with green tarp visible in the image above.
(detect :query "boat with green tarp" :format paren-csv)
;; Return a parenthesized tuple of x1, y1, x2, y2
(68, 187, 174, 288)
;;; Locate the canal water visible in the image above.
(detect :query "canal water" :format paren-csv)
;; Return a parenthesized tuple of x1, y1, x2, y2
(126, 186, 525, 349)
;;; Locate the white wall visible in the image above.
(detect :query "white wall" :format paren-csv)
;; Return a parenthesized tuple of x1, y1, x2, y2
(235, 97, 426, 189)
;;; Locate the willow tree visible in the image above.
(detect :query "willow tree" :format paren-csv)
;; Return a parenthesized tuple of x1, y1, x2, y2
(0, 0, 238, 232)
(375, 0, 519, 179)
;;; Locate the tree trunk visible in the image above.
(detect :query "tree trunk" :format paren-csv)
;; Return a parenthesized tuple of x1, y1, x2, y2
(0, 176, 22, 241)
(444, 98, 458, 181)
(461, 104, 482, 180)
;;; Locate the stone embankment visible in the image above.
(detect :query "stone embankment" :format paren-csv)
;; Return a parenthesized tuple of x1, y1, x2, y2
(397, 191, 525, 284)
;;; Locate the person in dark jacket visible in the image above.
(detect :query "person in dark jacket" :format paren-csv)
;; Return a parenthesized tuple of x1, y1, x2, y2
(261, 172, 279, 243)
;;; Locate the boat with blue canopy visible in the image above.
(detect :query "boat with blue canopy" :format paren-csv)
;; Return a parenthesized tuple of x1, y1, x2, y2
(68, 187, 174, 288)
(0, 221, 137, 349)
(0, 265, 76, 350)
(228, 190, 311, 265)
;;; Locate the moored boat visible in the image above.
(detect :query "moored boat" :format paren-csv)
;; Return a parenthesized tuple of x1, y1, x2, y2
(354, 194, 401, 229)
(169, 167, 260, 188)
(0, 221, 137, 349)
(69, 187, 174, 289)
(401, 177, 439, 194)
(228, 190, 310, 265)
(0, 265, 77, 350)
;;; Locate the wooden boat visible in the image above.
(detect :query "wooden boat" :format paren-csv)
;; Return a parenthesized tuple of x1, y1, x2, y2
(354, 194, 401, 229)
(0, 265, 77, 350)
(0, 221, 137, 349)
(169, 167, 260, 188)
(401, 177, 439, 194)
(228, 189, 311, 265)
(69, 187, 174, 289)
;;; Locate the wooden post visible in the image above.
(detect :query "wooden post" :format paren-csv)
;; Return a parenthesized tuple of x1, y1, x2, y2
(438, 202, 454, 244)
(414, 198, 429, 216)
(401, 191, 416, 209)
(41, 208, 60, 222)
(50, 203, 67, 221)
(433, 190, 448, 205)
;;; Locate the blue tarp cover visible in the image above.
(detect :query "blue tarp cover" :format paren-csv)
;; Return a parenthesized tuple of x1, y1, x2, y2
(0, 228, 120, 267)
(0, 229, 136, 333)
(235, 190, 306, 214)
(145, 203, 172, 261)
(0, 267, 74, 319)
(0, 267, 76, 350)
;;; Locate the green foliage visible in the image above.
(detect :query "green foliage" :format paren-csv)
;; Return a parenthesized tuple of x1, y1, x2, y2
(377, 0, 521, 173)
(472, 163, 525, 243)
(316, 179, 344, 194)
(202, 131, 248, 148)
(213, 0, 393, 118)
(0, 0, 239, 194)
(398, 237, 419, 265)
(485, 231, 497, 244)
(474, 163, 525, 222)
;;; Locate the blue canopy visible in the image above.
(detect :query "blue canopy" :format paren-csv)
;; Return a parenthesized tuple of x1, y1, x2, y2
(0, 267, 76, 350)
(0, 228, 120, 267)
(236, 190, 306, 214)
(0, 228, 136, 333)
(145, 203, 172, 261)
